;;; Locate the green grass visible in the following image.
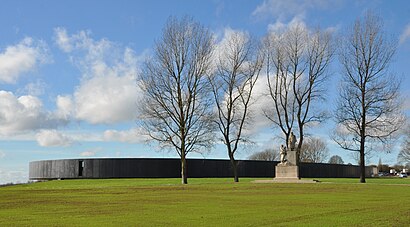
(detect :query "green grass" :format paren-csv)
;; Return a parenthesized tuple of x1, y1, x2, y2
(1, 178, 409, 226)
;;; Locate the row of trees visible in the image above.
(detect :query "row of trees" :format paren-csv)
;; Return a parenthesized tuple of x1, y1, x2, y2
(248, 137, 348, 165)
(249, 146, 344, 165)
(138, 13, 405, 184)
(248, 137, 332, 164)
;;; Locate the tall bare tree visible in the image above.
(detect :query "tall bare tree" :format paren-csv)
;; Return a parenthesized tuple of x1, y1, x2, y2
(293, 27, 333, 158)
(263, 31, 296, 149)
(333, 12, 404, 183)
(209, 30, 263, 182)
(138, 17, 215, 184)
(264, 24, 333, 161)
(299, 137, 329, 163)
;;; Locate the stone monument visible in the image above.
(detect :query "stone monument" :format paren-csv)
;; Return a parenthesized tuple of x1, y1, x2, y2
(275, 132, 299, 180)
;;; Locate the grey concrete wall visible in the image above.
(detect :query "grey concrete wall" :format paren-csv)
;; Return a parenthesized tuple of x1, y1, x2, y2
(29, 158, 374, 180)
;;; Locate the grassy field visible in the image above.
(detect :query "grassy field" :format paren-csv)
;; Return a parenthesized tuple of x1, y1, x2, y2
(0, 178, 409, 226)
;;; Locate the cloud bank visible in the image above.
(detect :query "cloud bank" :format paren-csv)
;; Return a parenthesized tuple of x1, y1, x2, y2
(399, 24, 410, 44)
(103, 128, 147, 143)
(36, 130, 74, 147)
(252, 0, 335, 21)
(0, 37, 50, 84)
(54, 28, 142, 124)
(0, 91, 67, 135)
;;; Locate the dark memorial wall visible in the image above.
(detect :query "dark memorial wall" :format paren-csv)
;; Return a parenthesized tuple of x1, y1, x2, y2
(29, 158, 375, 180)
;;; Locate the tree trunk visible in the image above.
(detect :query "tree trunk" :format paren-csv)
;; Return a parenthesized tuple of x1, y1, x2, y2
(297, 125, 304, 165)
(359, 137, 366, 183)
(181, 155, 187, 184)
(229, 154, 239, 182)
(360, 89, 366, 183)
(297, 126, 304, 179)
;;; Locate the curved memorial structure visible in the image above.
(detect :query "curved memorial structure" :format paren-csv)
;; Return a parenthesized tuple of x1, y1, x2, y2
(29, 158, 376, 180)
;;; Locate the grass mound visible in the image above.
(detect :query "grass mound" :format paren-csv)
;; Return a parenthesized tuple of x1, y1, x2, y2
(1, 178, 409, 226)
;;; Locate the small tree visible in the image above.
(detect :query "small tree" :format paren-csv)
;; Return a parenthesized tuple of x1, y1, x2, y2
(299, 137, 329, 163)
(328, 155, 344, 164)
(248, 148, 279, 161)
(210, 30, 263, 182)
(377, 158, 390, 173)
(333, 12, 404, 183)
(138, 17, 215, 184)
(378, 158, 383, 171)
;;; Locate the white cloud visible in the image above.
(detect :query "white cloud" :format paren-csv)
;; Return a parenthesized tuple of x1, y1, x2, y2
(54, 27, 73, 52)
(0, 169, 28, 184)
(252, 0, 337, 21)
(0, 91, 67, 135)
(244, 75, 274, 136)
(36, 130, 73, 147)
(56, 95, 74, 120)
(399, 24, 410, 44)
(74, 71, 138, 124)
(18, 80, 47, 96)
(0, 150, 5, 158)
(54, 28, 142, 124)
(80, 148, 101, 157)
(267, 15, 307, 33)
(0, 37, 50, 84)
(103, 127, 147, 143)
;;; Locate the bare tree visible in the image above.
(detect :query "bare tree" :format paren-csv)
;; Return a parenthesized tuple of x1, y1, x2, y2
(248, 148, 279, 161)
(328, 155, 344, 164)
(333, 12, 405, 183)
(293, 27, 333, 159)
(264, 24, 333, 162)
(398, 127, 410, 164)
(138, 17, 215, 184)
(299, 137, 329, 163)
(263, 31, 296, 150)
(210, 30, 263, 182)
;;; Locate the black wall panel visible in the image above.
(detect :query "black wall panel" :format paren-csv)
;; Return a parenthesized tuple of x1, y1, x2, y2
(29, 158, 374, 180)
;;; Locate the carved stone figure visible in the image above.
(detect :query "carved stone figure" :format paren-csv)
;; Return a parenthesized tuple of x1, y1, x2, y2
(280, 144, 287, 164)
(288, 132, 297, 151)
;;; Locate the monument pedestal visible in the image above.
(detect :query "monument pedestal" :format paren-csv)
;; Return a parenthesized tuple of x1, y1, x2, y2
(275, 165, 299, 179)
(275, 149, 299, 180)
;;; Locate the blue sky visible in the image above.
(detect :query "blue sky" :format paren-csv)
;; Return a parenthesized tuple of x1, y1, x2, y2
(0, 0, 409, 184)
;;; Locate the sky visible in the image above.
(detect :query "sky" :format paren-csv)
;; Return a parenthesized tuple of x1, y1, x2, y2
(0, 0, 409, 184)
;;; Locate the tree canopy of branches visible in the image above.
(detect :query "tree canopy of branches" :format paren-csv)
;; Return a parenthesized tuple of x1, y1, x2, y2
(210, 30, 263, 182)
(328, 155, 344, 164)
(299, 137, 329, 163)
(248, 148, 279, 161)
(263, 24, 333, 162)
(398, 128, 410, 164)
(333, 12, 405, 183)
(138, 17, 215, 184)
